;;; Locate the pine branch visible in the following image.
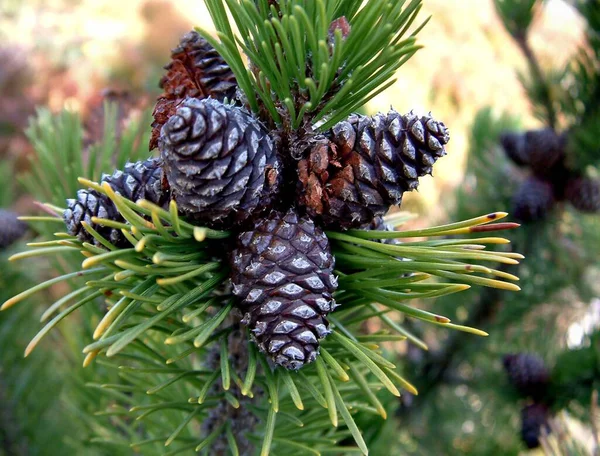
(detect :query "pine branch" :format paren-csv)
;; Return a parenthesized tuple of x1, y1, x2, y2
(2, 169, 522, 454)
(0, 4, 531, 453)
(514, 35, 558, 130)
(198, 0, 426, 129)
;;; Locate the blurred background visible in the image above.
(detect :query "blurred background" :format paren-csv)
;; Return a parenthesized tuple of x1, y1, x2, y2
(0, 0, 598, 455)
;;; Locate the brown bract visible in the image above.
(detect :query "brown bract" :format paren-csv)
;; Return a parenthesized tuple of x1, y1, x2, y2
(150, 31, 237, 150)
(297, 138, 339, 216)
(298, 111, 449, 229)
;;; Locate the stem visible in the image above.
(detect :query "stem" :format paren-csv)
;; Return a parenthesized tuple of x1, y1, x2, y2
(202, 319, 259, 456)
(515, 35, 557, 130)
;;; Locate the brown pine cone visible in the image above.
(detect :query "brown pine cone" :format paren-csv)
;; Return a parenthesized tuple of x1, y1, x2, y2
(297, 111, 449, 229)
(150, 30, 237, 150)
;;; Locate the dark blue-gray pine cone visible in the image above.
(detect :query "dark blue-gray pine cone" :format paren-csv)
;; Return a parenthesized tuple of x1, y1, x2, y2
(298, 110, 449, 229)
(63, 158, 168, 247)
(521, 403, 551, 449)
(524, 128, 566, 177)
(159, 97, 281, 229)
(500, 129, 567, 175)
(512, 176, 555, 222)
(229, 209, 338, 370)
(500, 132, 529, 167)
(503, 353, 550, 399)
(0, 209, 27, 250)
(565, 175, 600, 213)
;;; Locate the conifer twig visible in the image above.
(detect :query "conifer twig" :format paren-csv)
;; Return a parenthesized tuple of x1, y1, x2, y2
(514, 35, 558, 130)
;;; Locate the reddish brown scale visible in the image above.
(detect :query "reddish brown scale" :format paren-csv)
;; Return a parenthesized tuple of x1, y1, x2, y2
(297, 110, 450, 229)
(150, 30, 238, 150)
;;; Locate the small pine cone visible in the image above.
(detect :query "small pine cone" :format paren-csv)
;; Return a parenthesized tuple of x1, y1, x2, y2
(63, 158, 169, 247)
(229, 209, 338, 370)
(160, 98, 281, 229)
(565, 176, 600, 213)
(150, 30, 237, 150)
(512, 176, 555, 222)
(521, 403, 551, 449)
(0, 209, 27, 249)
(500, 132, 529, 167)
(503, 353, 550, 399)
(297, 111, 449, 229)
(525, 128, 566, 176)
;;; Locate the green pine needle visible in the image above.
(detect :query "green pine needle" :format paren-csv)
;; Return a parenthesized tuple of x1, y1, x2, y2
(199, 0, 426, 128)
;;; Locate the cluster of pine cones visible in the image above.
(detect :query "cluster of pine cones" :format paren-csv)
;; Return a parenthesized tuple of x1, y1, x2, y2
(63, 30, 450, 370)
(503, 353, 553, 448)
(500, 128, 600, 222)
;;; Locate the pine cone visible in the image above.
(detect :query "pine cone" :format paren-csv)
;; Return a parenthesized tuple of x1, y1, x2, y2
(521, 403, 551, 449)
(297, 111, 449, 229)
(500, 132, 529, 167)
(512, 176, 555, 222)
(525, 129, 566, 177)
(229, 209, 338, 370)
(150, 30, 237, 150)
(160, 97, 281, 229)
(565, 176, 600, 213)
(0, 209, 27, 249)
(64, 158, 169, 247)
(503, 353, 550, 399)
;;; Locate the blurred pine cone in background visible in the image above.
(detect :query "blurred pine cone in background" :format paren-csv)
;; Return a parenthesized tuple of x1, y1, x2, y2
(503, 353, 551, 399)
(520, 403, 551, 449)
(565, 175, 600, 213)
(0, 210, 27, 250)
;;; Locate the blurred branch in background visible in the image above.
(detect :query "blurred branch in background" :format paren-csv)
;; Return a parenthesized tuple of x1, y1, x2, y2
(391, 1, 600, 454)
